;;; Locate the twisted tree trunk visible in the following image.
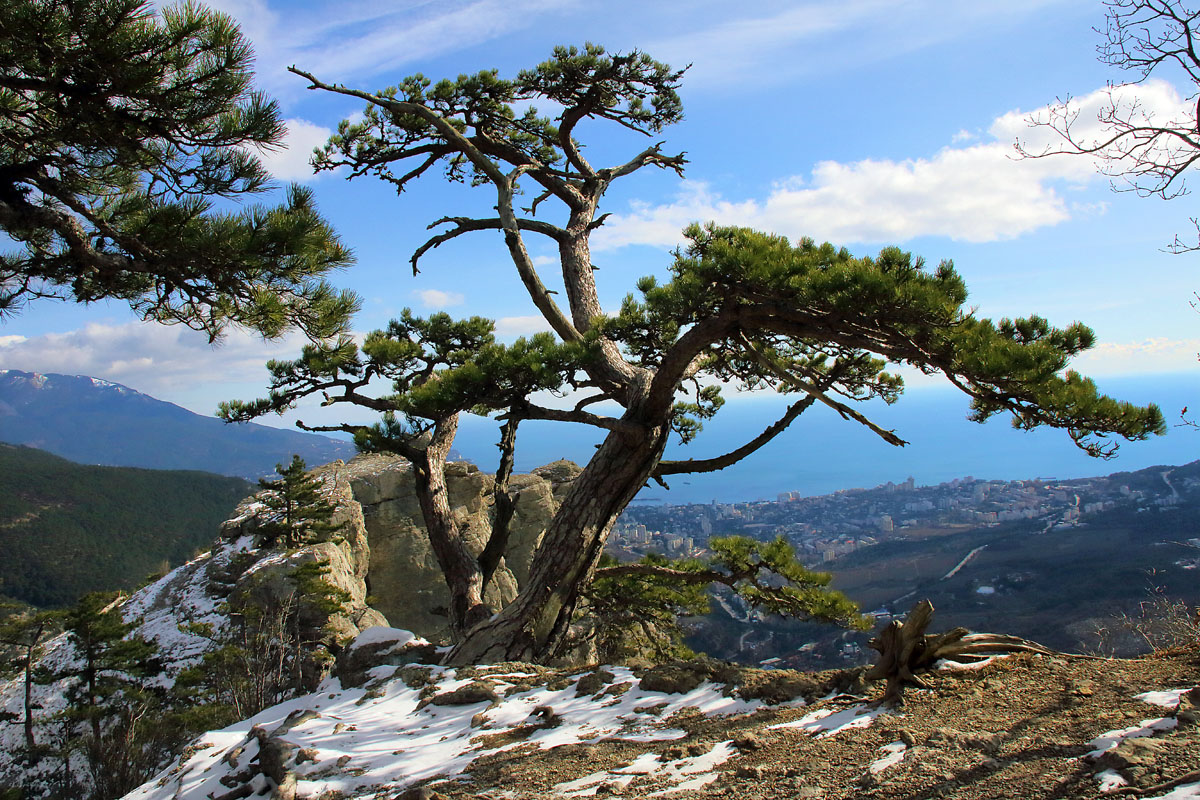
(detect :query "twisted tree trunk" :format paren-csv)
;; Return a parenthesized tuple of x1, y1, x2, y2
(446, 417, 669, 664)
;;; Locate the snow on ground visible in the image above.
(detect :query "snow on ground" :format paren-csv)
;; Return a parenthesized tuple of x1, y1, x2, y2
(1086, 684, 1198, 797)
(552, 741, 737, 797)
(1086, 716, 1179, 759)
(124, 628, 773, 800)
(869, 742, 908, 774)
(0, 534, 254, 788)
(768, 701, 886, 738)
(1135, 689, 1193, 709)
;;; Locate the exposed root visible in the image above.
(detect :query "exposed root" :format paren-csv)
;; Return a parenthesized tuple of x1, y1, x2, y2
(866, 600, 1066, 705)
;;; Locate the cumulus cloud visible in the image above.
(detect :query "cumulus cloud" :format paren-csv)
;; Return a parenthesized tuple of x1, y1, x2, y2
(494, 315, 552, 337)
(594, 81, 1188, 250)
(413, 289, 465, 308)
(256, 118, 334, 182)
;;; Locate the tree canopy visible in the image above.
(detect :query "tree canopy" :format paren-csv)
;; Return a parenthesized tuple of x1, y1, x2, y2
(0, 0, 357, 339)
(229, 43, 1166, 665)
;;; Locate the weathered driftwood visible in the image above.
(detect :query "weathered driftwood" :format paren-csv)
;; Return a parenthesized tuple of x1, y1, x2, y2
(865, 600, 1058, 704)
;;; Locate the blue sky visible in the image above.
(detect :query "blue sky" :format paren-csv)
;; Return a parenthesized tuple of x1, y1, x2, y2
(2, 0, 1198, 478)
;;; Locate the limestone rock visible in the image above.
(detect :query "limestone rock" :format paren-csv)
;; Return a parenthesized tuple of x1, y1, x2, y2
(341, 454, 571, 640)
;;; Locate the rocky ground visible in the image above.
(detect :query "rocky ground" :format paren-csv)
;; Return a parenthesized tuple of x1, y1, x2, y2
(438, 648, 1200, 800)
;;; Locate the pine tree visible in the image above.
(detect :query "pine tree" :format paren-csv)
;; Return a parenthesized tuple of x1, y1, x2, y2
(0, 0, 357, 339)
(233, 45, 1166, 665)
(585, 537, 866, 663)
(255, 456, 341, 549)
(174, 561, 351, 722)
(0, 606, 61, 763)
(41, 592, 162, 800)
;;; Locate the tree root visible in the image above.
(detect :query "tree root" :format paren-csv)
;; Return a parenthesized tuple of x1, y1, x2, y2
(865, 599, 1069, 705)
(1111, 768, 1200, 796)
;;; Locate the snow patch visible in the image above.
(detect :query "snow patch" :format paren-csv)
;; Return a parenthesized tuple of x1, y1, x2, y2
(934, 655, 1004, 671)
(1095, 768, 1129, 792)
(1085, 717, 1178, 759)
(348, 626, 424, 652)
(769, 703, 886, 737)
(869, 741, 908, 773)
(1135, 688, 1192, 709)
(126, 665, 766, 799)
(554, 742, 736, 797)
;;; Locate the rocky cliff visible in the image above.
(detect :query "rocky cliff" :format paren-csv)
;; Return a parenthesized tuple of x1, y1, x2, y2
(0, 453, 577, 796)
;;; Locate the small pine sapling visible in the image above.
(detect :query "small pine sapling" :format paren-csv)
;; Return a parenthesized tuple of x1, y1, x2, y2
(255, 456, 342, 549)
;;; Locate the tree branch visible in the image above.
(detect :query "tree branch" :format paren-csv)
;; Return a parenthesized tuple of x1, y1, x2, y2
(411, 216, 567, 275)
(654, 395, 818, 476)
(738, 333, 908, 447)
(501, 402, 640, 432)
(478, 418, 520, 588)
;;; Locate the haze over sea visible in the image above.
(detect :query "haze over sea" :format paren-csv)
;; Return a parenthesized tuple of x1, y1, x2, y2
(450, 373, 1197, 504)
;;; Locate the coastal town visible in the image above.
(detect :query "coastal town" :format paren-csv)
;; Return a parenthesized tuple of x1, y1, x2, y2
(611, 464, 1197, 566)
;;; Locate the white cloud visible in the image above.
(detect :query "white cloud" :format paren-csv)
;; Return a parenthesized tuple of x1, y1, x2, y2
(951, 129, 976, 144)
(1072, 337, 1200, 376)
(995, 79, 1191, 176)
(494, 315, 551, 337)
(0, 321, 306, 413)
(593, 83, 1189, 250)
(414, 289, 465, 308)
(256, 118, 334, 182)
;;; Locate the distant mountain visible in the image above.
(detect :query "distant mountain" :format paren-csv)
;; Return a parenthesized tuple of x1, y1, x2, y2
(0, 443, 253, 607)
(0, 369, 357, 479)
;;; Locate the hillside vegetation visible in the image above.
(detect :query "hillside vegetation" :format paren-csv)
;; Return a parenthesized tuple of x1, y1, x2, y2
(0, 444, 252, 607)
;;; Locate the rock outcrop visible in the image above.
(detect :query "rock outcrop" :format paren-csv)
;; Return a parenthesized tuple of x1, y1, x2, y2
(208, 453, 577, 646)
(323, 454, 578, 640)
(0, 453, 575, 797)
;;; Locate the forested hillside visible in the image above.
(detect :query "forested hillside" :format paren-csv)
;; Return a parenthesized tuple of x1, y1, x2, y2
(0, 443, 252, 607)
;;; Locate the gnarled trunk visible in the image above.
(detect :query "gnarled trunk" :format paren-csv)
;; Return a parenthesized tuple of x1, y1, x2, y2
(409, 414, 492, 639)
(446, 416, 668, 664)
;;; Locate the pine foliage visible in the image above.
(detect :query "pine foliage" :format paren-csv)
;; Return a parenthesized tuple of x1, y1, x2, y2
(254, 456, 340, 548)
(0, 0, 358, 338)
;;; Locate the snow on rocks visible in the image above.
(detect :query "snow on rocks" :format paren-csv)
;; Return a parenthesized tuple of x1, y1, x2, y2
(123, 640, 774, 800)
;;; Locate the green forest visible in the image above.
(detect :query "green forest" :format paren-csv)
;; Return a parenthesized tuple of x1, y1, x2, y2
(0, 444, 251, 608)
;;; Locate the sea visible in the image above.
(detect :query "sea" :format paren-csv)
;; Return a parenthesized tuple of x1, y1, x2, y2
(449, 372, 1199, 504)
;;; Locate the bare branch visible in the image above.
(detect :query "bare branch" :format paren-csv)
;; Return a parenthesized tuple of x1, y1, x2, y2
(411, 216, 567, 275)
(655, 395, 817, 476)
(501, 403, 640, 433)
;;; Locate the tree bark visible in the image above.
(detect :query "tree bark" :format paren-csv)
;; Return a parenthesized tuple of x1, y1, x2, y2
(446, 414, 669, 664)
(23, 625, 42, 757)
(409, 415, 492, 638)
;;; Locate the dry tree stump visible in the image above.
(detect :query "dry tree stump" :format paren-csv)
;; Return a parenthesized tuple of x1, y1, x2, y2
(865, 599, 1058, 705)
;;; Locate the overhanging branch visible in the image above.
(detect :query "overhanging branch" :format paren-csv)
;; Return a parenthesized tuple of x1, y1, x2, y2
(411, 216, 567, 274)
(654, 395, 817, 476)
(739, 333, 908, 447)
